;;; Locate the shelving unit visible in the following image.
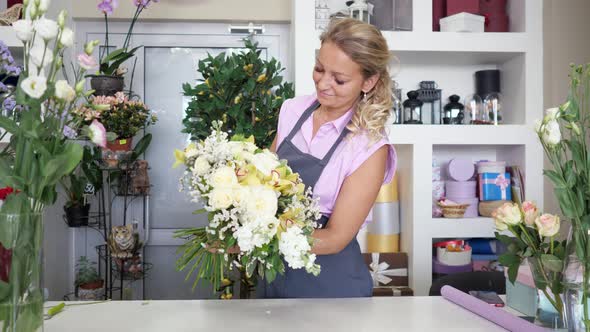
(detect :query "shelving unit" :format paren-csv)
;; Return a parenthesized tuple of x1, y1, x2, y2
(293, 0, 544, 295)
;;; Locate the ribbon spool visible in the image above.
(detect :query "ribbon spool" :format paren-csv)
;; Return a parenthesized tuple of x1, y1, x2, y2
(366, 174, 400, 253)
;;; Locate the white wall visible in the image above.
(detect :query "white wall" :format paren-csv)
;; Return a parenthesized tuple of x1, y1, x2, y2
(543, 0, 590, 223)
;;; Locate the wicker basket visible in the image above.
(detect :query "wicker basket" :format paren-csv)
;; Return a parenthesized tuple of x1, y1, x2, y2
(437, 202, 470, 218)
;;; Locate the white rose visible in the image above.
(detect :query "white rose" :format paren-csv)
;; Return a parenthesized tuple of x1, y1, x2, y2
(210, 166, 238, 188)
(193, 156, 210, 176)
(544, 107, 559, 123)
(244, 185, 278, 219)
(34, 18, 58, 41)
(54, 80, 75, 102)
(231, 185, 247, 207)
(21, 75, 47, 99)
(542, 120, 561, 146)
(12, 20, 34, 42)
(208, 187, 234, 210)
(59, 27, 74, 48)
(30, 44, 53, 68)
(250, 151, 280, 176)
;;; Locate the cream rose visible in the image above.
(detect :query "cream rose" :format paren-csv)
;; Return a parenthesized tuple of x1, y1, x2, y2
(250, 150, 280, 176)
(493, 202, 522, 227)
(210, 166, 238, 188)
(193, 156, 211, 176)
(208, 187, 235, 210)
(244, 185, 278, 219)
(535, 214, 560, 237)
(521, 201, 539, 226)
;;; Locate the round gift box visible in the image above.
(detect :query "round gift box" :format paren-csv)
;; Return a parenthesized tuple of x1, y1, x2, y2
(447, 158, 475, 182)
(446, 196, 479, 217)
(436, 246, 473, 266)
(445, 180, 477, 198)
(477, 161, 506, 174)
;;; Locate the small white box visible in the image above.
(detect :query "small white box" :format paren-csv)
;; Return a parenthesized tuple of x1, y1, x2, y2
(440, 12, 485, 33)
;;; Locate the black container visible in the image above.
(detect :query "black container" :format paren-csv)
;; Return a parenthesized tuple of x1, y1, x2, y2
(89, 75, 124, 96)
(65, 204, 91, 227)
(475, 70, 501, 96)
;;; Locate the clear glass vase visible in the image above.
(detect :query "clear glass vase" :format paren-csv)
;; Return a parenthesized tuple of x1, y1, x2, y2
(562, 226, 590, 332)
(528, 257, 567, 329)
(0, 212, 44, 332)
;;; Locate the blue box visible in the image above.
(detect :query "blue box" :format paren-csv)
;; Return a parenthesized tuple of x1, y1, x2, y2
(479, 172, 512, 201)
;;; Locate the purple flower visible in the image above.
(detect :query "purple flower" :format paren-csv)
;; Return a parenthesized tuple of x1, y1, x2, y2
(63, 125, 78, 139)
(133, 0, 157, 8)
(2, 98, 16, 112)
(98, 0, 119, 15)
(0, 82, 6, 93)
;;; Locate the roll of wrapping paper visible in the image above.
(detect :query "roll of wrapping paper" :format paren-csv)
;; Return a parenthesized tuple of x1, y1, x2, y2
(440, 285, 546, 332)
(367, 233, 400, 253)
(369, 202, 401, 234)
(375, 174, 399, 203)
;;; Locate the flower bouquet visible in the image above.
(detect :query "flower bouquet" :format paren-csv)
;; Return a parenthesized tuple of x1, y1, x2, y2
(173, 121, 321, 294)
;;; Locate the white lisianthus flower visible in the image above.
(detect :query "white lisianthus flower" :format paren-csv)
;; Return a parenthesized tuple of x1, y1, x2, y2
(54, 80, 75, 102)
(30, 44, 53, 68)
(59, 27, 74, 48)
(208, 187, 235, 210)
(534, 119, 543, 134)
(38, 0, 51, 12)
(250, 151, 280, 176)
(544, 107, 559, 123)
(542, 120, 561, 146)
(279, 226, 311, 269)
(12, 20, 34, 42)
(192, 156, 211, 176)
(210, 166, 238, 188)
(34, 18, 59, 41)
(244, 185, 278, 219)
(21, 75, 47, 99)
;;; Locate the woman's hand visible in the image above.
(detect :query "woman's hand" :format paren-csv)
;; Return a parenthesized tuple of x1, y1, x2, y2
(207, 243, 241, 254)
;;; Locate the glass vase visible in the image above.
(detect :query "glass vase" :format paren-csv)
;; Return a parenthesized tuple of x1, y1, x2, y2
(562, 226, 590, 331)
(528, 257, 567, 329)
(0, 212, 44, 332)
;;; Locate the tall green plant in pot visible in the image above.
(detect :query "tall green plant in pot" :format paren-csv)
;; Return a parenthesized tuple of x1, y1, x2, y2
(180, 40, 294, 298)
(0, 2, 108, 330)
(535, 63, 590, 331)
(182, 39, 294, 149)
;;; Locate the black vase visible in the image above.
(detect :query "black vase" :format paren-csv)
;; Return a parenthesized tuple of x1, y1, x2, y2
(89, 75, 124, 96)
(64, 204, 91, 227)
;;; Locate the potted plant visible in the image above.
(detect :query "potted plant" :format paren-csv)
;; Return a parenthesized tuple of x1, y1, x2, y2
(75, 256, 104, 301)
(182, 39, 294, 149)
(91, 0, 159, 96)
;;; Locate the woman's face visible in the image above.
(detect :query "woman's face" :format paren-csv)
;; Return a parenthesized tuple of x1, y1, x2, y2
(313, 41, 368, 112)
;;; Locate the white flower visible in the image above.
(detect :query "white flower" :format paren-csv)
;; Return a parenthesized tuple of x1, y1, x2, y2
(542, 120, 561, 146)
(54, 80, 75, 102)
(244, 185, 278, 219)
(230, 185, 247, 207)
(192, 156, 210, 176)
(210, 166, 238, 188)
(250, 150, 280, 176)
(534, 119, 542, 134)
(208, 187, 235, 210)
(12, 20, 34, 42)
(30, 44, 53, 68)
(279, 226, 311, 269)
(34, 18, 59, 41)
(544, 107, 559, 123)
(38, 0, 51, 12)
(21, 75, 47, 99)
(59, 27, 74, 48)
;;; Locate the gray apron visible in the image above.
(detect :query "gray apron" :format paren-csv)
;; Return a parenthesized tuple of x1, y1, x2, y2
(259, 100, 373, 298)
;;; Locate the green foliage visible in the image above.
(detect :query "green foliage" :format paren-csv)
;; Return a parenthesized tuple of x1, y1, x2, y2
(182, 39, 294, 148)
(75, 256, 102, 286)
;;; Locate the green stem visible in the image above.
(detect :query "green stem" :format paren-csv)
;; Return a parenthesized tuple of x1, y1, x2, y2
(104, 13, 109, 58)
(584, 262, 590, 332)
(518, 223, 539, 251)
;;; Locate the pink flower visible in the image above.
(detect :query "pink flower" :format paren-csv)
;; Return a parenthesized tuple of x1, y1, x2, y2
(88, 120, 107, 148)
(492, 202, 522, 230)
(77, 53, 98, 70)
(535, 214, 560, 237)
(98, 0, 119, 15)
(521, 201, 539, 226)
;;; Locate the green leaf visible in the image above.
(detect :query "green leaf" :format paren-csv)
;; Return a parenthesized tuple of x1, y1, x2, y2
(544, 170, 567, 188)
(0, 280, 9, 301)
(541, 254, 563, 273)
(523, 247, 534, 257)
(499, 253, 521, 267)
(0, 116, 19, 134)
(100, 47, 127, 64)
(192, 208, 206, 215)
(507, 263, 519, 284)
(131, 133, 152, 161)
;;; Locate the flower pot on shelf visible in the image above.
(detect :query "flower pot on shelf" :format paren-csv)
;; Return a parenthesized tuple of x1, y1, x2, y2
(77, 280, 104, 301)
(106, 137, 133, 152)
(89, 75, 124, 96)
(64, 203, 91, 227)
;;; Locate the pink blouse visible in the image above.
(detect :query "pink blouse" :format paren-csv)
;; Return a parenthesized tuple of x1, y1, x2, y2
(276, 94, 397, 221)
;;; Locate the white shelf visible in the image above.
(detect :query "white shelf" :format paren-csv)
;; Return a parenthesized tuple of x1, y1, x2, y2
(0, 26, 21, 48)
(0, 133, 11, 145)
(388, 125, 536, 145)
(429, 217, 509, 239)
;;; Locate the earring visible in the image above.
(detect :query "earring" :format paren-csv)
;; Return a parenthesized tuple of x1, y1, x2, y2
(363, 92, 367, 102)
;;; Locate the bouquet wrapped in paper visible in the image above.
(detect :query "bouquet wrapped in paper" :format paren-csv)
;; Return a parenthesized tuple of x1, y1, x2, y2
(173, 121, 321, 292)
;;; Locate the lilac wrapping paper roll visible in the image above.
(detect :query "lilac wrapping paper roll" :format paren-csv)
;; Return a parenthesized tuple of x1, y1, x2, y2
(448, 158, 475, 181)
(445, 180, 477, 198)
(440, 285, 547, 332)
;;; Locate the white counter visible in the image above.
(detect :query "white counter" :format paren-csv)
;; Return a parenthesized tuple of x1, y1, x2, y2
(44, 296, 518, 331)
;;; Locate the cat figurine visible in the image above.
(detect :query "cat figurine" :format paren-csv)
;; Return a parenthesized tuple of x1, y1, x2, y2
(108, 225, 141, 259)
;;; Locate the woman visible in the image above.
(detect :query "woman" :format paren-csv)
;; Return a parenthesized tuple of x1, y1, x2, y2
(260, 18, 397, 298)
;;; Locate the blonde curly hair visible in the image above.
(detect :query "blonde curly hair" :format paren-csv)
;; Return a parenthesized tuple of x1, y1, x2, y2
(320, 18, 393, 142)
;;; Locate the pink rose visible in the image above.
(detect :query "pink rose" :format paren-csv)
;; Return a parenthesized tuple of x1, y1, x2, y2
(521, 201, 539, 226)
(77, 53, 98, 70)
(535, 214, 560, 237)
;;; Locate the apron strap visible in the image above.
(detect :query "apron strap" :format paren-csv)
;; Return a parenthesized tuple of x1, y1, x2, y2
(282, 99, 320, 143)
